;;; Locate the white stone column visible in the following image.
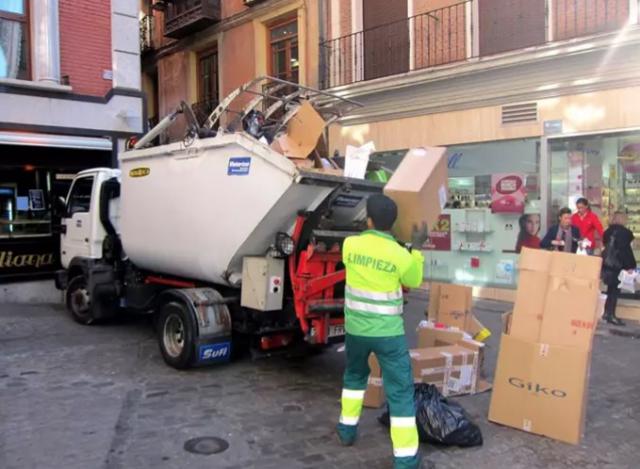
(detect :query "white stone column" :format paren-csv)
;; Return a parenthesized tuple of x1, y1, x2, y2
(31, 0, 61, 84)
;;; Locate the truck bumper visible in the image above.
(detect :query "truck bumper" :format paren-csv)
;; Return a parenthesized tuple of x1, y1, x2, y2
(54, 270, 68, 290)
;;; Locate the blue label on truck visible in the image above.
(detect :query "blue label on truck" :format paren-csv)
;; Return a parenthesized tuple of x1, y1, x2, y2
(198, 342, 231, 362)
(228, 157, 251, 176)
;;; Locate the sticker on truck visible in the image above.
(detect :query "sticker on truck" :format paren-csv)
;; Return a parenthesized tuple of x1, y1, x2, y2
(228, 157, 251, 176)
(129, 167, 150, 178)
(198, 342, 231, 362)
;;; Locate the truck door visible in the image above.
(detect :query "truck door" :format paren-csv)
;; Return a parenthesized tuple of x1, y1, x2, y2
(60, 175, 95, 268)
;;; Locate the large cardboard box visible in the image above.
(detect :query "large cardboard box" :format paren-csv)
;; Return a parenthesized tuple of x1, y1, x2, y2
(488, 334, 591, 445)
(510, 248, 552, 342)
(539, 253, 602, 349)
(427, 282, 490, 341)
(384, 147, 448, 243)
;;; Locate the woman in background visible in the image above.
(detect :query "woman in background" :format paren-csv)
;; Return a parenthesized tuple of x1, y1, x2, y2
(572, 198, 604, 254)
(601, 211, 636, 326)
(515, 213, 541, 253)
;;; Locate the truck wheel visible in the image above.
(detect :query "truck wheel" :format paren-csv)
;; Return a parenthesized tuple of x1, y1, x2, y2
(66, 276, 95, 325)
(157, 301, 196, 369)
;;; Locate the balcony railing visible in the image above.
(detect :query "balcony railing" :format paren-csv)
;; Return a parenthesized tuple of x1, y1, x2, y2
(140, 14, 155, 52)
(164, 0, 221, 39)
(320, 0, 638, 89)
(321, 1, 471, 89)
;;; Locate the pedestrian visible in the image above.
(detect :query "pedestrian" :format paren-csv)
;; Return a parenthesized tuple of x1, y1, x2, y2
(601, 211, 636, 326)
(515, 213, 541, 253)
(336, 194, 428, 469)
(540, 207, 581, 252)
(571, 197, 604, 254)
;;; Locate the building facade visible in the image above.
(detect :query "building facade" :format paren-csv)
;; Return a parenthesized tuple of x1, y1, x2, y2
(0, 0, 144, 284)
(139, 0, 322, 142)
(322, 0, 640, 296)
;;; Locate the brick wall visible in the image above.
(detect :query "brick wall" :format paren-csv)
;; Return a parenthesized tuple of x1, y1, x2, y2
(59, 0, 112, 97)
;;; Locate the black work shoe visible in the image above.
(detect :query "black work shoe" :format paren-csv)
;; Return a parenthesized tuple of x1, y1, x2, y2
(605, 316, 626, 326)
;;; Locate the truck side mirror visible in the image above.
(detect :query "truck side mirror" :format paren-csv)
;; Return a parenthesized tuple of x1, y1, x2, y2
(53, 196, 67, 218)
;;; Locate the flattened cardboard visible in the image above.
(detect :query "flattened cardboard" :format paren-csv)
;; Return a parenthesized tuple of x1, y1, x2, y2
(511, 248, 552, 342)
(488, 334, 591, 445)
(384, 147, 448, 242)
(270, 101, 325, 159)
(427, 282, 441, 322)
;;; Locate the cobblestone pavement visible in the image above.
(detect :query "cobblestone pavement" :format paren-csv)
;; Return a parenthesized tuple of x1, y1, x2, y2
(1, 293, 639, 469)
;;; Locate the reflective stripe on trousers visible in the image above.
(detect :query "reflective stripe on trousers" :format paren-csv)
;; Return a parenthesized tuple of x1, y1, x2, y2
(390, 416, 419, 458)
(339, 388, 365, 426)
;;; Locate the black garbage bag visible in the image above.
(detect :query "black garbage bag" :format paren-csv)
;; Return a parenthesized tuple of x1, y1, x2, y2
(378, 383, 483, 447)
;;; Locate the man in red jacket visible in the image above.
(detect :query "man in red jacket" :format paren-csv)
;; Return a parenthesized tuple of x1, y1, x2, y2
(571, 198, 604, 253)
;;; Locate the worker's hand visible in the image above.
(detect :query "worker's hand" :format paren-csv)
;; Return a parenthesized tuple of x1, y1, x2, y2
(411, 222, 429, 250)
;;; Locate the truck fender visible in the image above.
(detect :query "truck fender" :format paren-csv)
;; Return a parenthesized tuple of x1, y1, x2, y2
(156, 288, 233, 340)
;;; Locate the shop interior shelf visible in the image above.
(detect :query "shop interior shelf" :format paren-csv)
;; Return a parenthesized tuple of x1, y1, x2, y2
(458, 248, 493, 253)
(455, 230, 493, 234)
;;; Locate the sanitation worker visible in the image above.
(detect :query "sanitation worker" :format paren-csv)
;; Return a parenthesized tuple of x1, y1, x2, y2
(337, 194, 428, 469)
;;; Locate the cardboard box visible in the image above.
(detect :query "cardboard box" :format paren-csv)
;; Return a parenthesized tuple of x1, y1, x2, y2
(270, 101, 325, 159)
(384, 146, 448, 243)
(426, 282, 490, 341)
(510, 248, 552, 342)
(488, 334, 591, 445)
(410, 346, 480, 396)
(364, 353, 385, 408)
(502, 311, 513, 334)
(511, 249, 602, 348)
(539, 253, 602, 349)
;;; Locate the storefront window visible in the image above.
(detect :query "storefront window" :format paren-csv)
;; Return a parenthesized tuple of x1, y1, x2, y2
(422, 138, 540, 288)
(0, 167, 52, 238)
(549, 131, 640, 261)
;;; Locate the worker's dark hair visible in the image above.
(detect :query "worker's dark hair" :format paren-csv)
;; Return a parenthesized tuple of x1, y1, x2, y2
(366, 194, 398, 231)
(558, 207, 572, 218)
(576, 197, 589, 208)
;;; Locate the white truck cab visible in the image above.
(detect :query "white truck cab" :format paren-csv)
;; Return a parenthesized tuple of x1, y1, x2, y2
(60, 168, 120, 268)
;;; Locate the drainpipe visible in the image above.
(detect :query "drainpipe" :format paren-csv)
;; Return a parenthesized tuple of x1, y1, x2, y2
(318, 0, 326, 89)
(31, 0, 61, 84)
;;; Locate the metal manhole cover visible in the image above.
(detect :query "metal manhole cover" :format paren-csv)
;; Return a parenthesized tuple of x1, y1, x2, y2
(184, 437, 229, 455)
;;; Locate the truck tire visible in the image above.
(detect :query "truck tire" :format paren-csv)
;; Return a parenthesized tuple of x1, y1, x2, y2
(66, 275, 95, 325)
(157, 301, 196, 369)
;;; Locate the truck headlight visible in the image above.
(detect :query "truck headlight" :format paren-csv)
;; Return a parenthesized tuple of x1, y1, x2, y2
(276, 232, 295, 256)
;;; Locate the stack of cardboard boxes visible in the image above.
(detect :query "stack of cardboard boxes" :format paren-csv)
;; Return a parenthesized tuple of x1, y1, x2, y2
(364, 283, 491, 408)
(488, 248, 602, 444)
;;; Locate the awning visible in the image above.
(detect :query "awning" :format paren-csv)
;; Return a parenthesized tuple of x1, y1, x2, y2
(0, 131, 112, 150)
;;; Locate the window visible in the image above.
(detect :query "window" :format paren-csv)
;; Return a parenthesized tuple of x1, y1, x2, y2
(269, 18, 298, 83)
(67, 177, 94, 216)
(0, 0, 29, 79)
(198, 49, 219, 104)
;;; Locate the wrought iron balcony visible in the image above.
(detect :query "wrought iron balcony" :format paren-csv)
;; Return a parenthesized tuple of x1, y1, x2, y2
(320, 0, 637, 89)
(164, 0, 221, 39)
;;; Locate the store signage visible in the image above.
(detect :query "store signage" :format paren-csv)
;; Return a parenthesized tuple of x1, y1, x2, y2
(491, 174, 525, 214)
(0, 237, 59, 279)
(543, 120, 563, 135)
(424, 214, 451, 251)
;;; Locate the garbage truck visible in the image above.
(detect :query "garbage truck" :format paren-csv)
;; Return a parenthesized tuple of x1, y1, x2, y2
(54, 77, 385, 369)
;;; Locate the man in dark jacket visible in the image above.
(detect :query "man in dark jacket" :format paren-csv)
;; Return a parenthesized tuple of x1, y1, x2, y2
(602, 211, 637, 326)
(540, 207, 581, 253)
